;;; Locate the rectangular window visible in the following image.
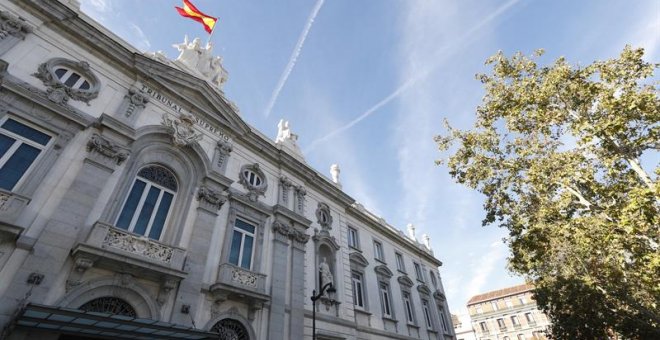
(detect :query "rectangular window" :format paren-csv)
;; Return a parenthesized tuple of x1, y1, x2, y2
(476, 305, 483, 314)
(116, 177, 175, 240)
(395, 252, 405, 272)
(351, 272, 365, 308)
(0, 118, 51, 191)
(373, 240, 383, 261)
(505, 299, 513, 308)
(480, 321, 488, 331)
(439, 308, 448, 331)
(414, 262, 424, 281)
(379, 282, 392, 317)
(497, 318, 506, 329)
(517, 334, 524, 340)
(525, 312, 535, 323)
(491, 301, 499, 311)
(348, 227, 359, 249)
(229, 219, 256, 269)
(422, 299, 432, 328)
(518, 295, 527, 305)
(403, 292, 414, 323)
(511, 315, 520, 325)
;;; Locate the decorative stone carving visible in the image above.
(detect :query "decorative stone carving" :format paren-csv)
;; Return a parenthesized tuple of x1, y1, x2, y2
(238, 163, 268, 202)
(33, 58, 101, 105)
(279, 176, 292, 204)
(272, 220, 310, 245)
(0, 11, 31, 41)
(74, 257, 94, 272)
(231, 267, 258, 288)
(294, 185, 306, 214)
(197, 186, 227, 211)
(102, 228, 174, 263)
(173, 36, 228, 89)
(86, 133, 130, 165)
(407, 223, 416, 241)
(0, 192, 9, 212)
(121, 86, 149, 117)
(290, 229, 310, 245)
(0, 11, 31, 56)
(161, 113, 203, 147)
(315, 202, 333, 230)
(144, 50, 171, 64)
(216, 139, 233, 170)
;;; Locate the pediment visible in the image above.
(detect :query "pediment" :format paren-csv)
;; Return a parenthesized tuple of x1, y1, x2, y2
(397, 275, 414, 288)
(417, 283, 432, 296)
(374, 265, 393, 278)
(133, 54, 250, 138)
(349, 252, 369, 267)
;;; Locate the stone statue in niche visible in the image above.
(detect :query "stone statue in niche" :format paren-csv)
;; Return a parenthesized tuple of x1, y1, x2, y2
(319, 257, 333, 287)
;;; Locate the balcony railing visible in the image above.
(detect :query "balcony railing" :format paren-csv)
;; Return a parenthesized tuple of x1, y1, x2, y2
(216, 263, 267, 294)
(71, 222, 187, 281)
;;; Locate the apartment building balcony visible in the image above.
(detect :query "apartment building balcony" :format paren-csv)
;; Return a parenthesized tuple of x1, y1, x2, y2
(71, 221, 187, 282)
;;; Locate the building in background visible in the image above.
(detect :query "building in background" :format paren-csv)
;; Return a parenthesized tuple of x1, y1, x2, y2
(467, 284, 549, 340)
(0, 0, 455, 339)
(452, 313, 477, 340)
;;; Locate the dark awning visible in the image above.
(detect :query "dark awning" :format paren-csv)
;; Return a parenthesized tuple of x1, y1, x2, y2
(11, 303, 219, 340)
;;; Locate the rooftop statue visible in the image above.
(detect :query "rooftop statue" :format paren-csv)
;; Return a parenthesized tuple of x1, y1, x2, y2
(171, 35, 228, 89)
(275, 119, 304, 160)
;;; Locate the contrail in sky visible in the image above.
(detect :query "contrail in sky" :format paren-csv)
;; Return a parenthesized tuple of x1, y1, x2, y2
(263, 0, 325, 118)
(304, 0, 521, 153)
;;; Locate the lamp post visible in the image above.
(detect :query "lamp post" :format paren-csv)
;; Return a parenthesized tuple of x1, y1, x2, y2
(311, 269, 335, 340)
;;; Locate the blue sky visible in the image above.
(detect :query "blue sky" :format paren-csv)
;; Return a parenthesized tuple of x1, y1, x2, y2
(80, 0, 659, 315)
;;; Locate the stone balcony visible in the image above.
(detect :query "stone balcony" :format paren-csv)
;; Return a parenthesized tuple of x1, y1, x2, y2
(209, 263, 270, 311)
(0, 189, 30, 240)
(71, 221, 187, 282)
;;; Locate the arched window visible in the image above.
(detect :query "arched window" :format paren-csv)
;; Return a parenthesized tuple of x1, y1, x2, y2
(116, 165, 177, 240)
(79, 297, 136, 317)
(210, 319, 249, 340)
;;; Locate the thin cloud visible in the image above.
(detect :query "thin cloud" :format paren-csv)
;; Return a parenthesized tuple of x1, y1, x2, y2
(263, 0, 325, 118)
(130, 23, 151, 51)
(305, 0, 521, 152)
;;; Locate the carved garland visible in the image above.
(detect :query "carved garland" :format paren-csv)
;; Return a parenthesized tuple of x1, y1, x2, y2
(103, 228, 174, 263)
(315, 202, 333, 230)
(87, 133, 130, 165)
(33, 58, 101, 105)
(272, 220, 310, 244)
(197, 186, 227, 210)
(0, 11, 32, 41)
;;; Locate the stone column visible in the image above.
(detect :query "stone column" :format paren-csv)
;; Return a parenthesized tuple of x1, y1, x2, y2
(289, 229, 309, 339)
(268, 221, 291, 338)
(171, 185, 226, 325)
(0, 133, 129, 319)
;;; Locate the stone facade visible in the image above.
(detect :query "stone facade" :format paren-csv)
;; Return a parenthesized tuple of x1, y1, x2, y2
(0, 1, 455, 339)
(467, 284, 550, 340)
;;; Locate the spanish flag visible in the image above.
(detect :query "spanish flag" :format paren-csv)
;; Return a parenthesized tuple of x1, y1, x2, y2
(175, 0, 218, 34)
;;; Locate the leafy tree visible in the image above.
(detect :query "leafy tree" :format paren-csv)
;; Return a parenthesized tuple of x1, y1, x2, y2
(436, 46, 659, 339)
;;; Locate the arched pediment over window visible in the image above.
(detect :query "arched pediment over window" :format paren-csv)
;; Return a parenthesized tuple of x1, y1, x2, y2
(374, 264, 393, 278)
(349, 251, 369, 268)
(417, 283, 432, 296)
(398, 275, 414, 288)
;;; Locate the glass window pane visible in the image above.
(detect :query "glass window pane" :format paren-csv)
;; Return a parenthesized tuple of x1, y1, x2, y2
(80, 81, 91, 90)
(148, 192, 173, 240)
(2, 119, 51, 145)
(116, 180, 146, 229)
(229, 231, 242, 265)
(132, 186, 160, 235)
(240, 235, 253, 269)
(0, 143, 39, 190)
(0, 134, 16, 158)
(64, 73, 81, 87)
(55, 68, 67, 78)
(235, 219, 255, 234)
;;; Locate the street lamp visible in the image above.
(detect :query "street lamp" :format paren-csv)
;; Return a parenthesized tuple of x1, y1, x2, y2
(311, 269, 336, 340)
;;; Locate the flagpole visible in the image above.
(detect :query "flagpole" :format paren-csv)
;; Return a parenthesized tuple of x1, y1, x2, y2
(206, 21, 217, 46)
